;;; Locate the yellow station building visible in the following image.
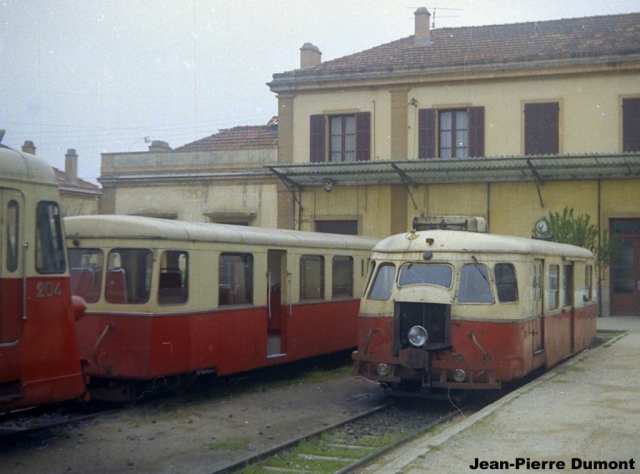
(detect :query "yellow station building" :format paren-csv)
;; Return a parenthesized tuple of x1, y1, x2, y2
(100, 9, 640, 316)
(266, 9, 640, 316)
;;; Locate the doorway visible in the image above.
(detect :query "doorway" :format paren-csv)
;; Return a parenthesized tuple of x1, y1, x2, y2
(267, 250, 287, 357)
(610, 219, 640, 315)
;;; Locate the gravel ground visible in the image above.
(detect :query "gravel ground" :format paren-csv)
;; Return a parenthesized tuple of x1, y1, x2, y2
(0, 357, 388, 474)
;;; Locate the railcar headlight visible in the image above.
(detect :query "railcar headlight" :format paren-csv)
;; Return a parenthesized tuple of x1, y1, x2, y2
(408, 325, 428, 347)
(376, 364, 389, 376)
(453, 369, 466, 383)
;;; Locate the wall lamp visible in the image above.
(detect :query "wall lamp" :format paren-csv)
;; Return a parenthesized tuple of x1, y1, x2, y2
(323, 178, 334, 193)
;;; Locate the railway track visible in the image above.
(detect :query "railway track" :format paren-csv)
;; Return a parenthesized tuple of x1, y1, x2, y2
(212, 396, 470, 474)
(0, 404, 116, 443)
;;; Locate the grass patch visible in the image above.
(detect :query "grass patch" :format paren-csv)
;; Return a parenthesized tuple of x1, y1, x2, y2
(204, 438, 252, 451)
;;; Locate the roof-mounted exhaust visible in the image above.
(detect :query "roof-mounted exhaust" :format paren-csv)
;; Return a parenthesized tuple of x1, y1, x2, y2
(412, 216, 487, 232)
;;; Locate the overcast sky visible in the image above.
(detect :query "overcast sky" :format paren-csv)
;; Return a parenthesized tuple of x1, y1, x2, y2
(2, 0, 639, 184)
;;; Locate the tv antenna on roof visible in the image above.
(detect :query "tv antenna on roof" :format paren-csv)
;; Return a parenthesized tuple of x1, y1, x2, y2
(428, 7, 463, 28)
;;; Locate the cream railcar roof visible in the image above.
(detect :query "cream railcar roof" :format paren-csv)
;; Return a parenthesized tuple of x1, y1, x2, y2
(374, 229, 593, 259)
(0, 146, 57, 185)
(65, 215, 379, 250)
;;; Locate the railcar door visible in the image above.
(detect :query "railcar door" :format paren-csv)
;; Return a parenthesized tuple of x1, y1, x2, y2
(0, 188, 25, 344)
(266, 250, 287, 357)
(0, 188, 25, 402)
(532, 259, 545, 354)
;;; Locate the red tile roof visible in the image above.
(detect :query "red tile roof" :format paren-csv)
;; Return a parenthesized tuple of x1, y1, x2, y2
(175, 117, 278, 152)
(270, 12, 640, 87)
(54, 168, 100, 190)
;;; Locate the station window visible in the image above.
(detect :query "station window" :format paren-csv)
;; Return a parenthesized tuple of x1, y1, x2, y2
(368, 263, 395, 301)
(219, 253, 253, 306)
(300, 255, 325, 300)
(35, 201, 66, 274)
(495, 263, 518, 302)
(158, 250, 188, 305)
(458, 263, 494, 303)
(68, 248, 104, 303)
(548, 265, 559, 310)
(6, 200, 19, 272)
(106, 248, 152, 304)
(332, 256, 353, 298)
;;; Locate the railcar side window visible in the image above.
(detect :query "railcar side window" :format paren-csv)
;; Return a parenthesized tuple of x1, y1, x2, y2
(533, 262, 542, 302)
(563, 264, 573, 307)
(300, 255, 325, 300)
(219, 253, 253, 306)
(106, 248, 152, 304)
(458, 263, 494, 303)
(6, 200, 19, 272)
(585, 265, 593, 301)
(68, 248, 104, 303)
(332, 256, 353, 298)
(159, 250, 188, 305)
(495, 263, 518, 302)
(35, 201, 66, 274)
(368, 263, 395, 301)
(548, 265, 559, 310)
(398, 263, 453, 288)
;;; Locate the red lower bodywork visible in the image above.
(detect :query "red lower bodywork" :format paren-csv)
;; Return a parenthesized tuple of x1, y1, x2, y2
(353, 304, 597, 391)
(76, 299, 360, 385)
(0, 277, 87, 412)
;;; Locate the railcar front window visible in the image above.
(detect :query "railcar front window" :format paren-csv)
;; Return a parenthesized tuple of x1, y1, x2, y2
(332, 255, 353, 298)
(35, 201, 66, 274)
(458, 263, 494, 303)
(300, 255, 325, 300)
(368, 263, 395, 301)
(495, 263, 518, 302)
(398, 263, 453, 288)
(158, 250, 189, 305)
(563, 264, 573, 307)
(68, 248, 104, 303)
(106, 248, 152, 304)
(219, 253, 253, 306)
(585, 265, 593, 301)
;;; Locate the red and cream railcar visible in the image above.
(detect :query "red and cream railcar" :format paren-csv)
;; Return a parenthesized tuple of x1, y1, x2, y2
(65, 215, 378, 400)
(352, 218, 597, 395)
(0, 145, 87, 413)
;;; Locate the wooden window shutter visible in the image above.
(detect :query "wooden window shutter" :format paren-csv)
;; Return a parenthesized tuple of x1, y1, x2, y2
(355, 112, 371, 162)
(418, 108, 436, 159)
(623, 98, 640, 153)
(310, 114, 326, 163)
(524, 102, 559, 155)
(467, 106, 485, 158)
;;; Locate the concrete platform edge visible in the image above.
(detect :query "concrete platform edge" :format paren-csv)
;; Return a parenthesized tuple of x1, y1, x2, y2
(374, 330, 629, 474)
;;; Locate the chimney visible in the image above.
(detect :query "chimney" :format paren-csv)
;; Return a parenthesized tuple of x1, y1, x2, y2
(148, 140, 172, 152)
(65, 149, 78, 184)
(414, 7, 432, 46)
(22, 140, 36, 155)
(300, 43, 322, 68)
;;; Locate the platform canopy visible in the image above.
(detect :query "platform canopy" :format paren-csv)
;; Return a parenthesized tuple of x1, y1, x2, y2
(267, 153, 640, 189)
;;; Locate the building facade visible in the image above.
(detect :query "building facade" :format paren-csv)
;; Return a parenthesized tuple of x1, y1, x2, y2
(98, 119, 279, 226)
(267, 10, 640, 315)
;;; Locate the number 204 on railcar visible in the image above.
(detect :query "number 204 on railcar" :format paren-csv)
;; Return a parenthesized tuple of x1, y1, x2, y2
(0, 145, 87, 413)
(352, 217, 597, 395)
(65, 215, 378, 400)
